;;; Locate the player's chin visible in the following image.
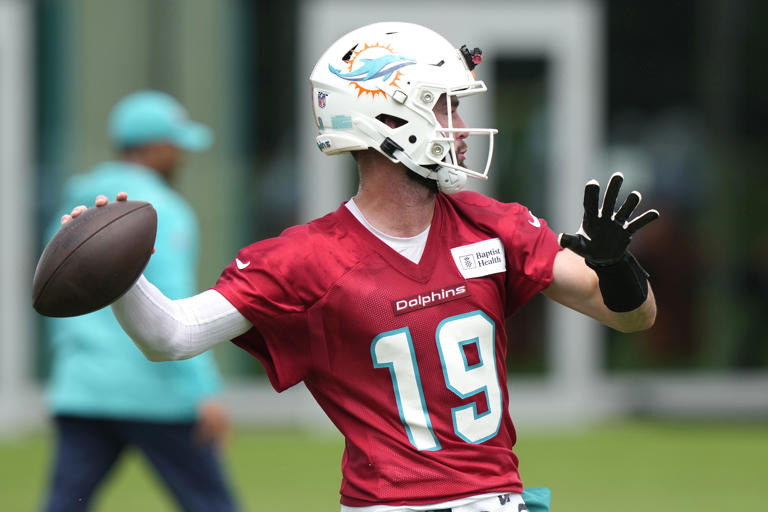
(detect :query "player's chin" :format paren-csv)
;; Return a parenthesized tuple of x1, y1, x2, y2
(454, 145, 467, 166)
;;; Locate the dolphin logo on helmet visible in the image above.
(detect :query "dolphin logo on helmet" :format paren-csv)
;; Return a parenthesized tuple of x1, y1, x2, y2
(329, 54, 416, 85)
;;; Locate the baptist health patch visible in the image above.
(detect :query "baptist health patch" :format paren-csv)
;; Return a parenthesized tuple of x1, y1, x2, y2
(450, 238, 506, 279)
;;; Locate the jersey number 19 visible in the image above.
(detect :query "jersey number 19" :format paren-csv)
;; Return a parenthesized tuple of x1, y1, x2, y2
(371, 311, 502, 451)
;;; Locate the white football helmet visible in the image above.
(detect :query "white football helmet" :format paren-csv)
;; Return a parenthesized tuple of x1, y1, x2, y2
(309, 22, 497, 193)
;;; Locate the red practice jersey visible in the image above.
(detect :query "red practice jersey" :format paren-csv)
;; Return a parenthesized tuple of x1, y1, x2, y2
(214, 191, 561, 507)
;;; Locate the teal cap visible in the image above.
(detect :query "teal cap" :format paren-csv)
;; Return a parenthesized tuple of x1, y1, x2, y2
(108, 90, 213, 152)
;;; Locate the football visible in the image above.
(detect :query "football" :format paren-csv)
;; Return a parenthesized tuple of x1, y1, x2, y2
(33, 200, 157, 317)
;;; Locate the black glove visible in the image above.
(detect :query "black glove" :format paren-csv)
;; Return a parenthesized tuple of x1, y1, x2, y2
(559, 173, 659, 312)
(559, 172, 659, 267)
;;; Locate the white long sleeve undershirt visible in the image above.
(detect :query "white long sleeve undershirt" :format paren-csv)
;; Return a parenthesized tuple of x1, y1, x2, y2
(111, 274, 252, 361)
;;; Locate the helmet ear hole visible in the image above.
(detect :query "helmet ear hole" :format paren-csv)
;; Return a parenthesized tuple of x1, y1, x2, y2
(408, 135, 417, 144)
(375, 114, 408, 129)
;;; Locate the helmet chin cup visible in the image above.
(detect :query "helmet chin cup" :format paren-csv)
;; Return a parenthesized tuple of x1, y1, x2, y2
(436, 166, 467, 194)
(394, 147, 467, 194)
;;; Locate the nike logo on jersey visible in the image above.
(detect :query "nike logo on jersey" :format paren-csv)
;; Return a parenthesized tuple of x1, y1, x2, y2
(235, 258, 251, 270)
(528, 210, 541, 228)
(450, 238, 506, 279)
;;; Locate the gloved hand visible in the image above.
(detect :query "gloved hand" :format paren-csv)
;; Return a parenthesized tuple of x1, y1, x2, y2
(559, 172, 659, 267)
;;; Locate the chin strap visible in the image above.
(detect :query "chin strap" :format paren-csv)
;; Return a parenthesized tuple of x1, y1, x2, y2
(393, 147, 467, 194)
(382, 135, 467, 194)
(357, 117, 468, 194)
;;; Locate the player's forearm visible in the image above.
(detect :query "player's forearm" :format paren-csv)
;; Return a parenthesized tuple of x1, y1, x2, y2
(111, 275, 252, 361)
(544, 249, 656, 333)
(604, 285, 656, 333)
(577, 258, 656, 332)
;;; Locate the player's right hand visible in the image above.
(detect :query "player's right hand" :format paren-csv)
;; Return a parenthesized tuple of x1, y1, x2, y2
(61, 192, 128, 225)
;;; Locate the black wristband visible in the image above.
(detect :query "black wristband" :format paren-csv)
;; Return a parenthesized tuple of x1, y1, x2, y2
(587, 252, 649, 313)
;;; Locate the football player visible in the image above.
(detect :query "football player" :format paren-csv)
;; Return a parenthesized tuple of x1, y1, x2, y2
(66, 22, 658, 512)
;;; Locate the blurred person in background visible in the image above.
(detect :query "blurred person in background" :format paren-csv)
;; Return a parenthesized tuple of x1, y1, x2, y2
(41, 91, 238, 512)
(63, 23, 658, 512)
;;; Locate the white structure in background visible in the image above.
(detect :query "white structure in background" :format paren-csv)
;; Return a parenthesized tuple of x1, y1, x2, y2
(0, 0, 36, 435)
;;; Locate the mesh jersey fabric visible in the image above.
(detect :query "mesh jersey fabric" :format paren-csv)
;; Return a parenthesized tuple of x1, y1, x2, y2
(213, 191, 561, 507)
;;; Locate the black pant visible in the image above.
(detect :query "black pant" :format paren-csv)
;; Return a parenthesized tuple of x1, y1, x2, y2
(42, 415, 238, 512)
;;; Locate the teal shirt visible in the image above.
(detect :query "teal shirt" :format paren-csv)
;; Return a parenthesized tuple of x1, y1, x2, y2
(46, 162, 222, 421)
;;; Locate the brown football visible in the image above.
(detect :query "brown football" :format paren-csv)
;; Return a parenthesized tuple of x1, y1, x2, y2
(33, 200, 157, 317)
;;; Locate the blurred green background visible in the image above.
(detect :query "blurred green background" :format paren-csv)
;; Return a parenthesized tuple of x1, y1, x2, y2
(4, 421, 767, 511)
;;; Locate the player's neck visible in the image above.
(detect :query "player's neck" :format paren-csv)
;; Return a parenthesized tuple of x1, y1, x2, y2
(354, 160, 436, 238)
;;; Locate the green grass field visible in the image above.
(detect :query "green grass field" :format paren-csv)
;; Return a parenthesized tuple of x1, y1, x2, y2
(2, 420, 766, 511)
